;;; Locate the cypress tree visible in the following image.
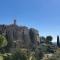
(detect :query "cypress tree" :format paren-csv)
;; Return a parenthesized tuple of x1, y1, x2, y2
(57, 35, 60, 47)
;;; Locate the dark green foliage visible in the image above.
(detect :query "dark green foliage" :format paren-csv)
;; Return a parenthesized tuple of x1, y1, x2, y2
(0, 35, 8, 53)
(40, 36, 55, 53)
(45, 36, 55, 53)
(57, 35, 60, 47)
(35, 48, 44, 60)
(4, 52, 27, 60)
(12, 52, 27, 60)
(46, 36, 53, 44)
(4, 55, 12, 60)
(0, 23, 58, 60)
(40, 36, 46, 43)
(47, 44, 55, 53)
(0, 35, 7, 48)
(39, 44, 48, 53)
(5, 34, 13, 52)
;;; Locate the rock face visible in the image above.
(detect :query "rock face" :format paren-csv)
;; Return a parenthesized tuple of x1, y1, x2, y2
(0, 20, 40, 52)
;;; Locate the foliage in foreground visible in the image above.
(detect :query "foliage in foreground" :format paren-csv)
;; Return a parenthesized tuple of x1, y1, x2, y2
(0, 35, 7, 48)
(48, 48, 60, 60)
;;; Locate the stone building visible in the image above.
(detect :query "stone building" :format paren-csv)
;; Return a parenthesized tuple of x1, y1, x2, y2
(0, 20, 40, 52)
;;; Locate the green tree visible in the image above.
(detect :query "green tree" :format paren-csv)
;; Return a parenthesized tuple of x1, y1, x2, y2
(57, 35, 60, 47)
(40, 36, 46, 43)
(40, 36, 54, 53)
(35, 48, 44, 60)
(46, 36, 53, 44)
(45, 36, 54, 53)
(0, 35, 7, 48)
(12, 51, 27, 60)
(0, 35, 8, 53)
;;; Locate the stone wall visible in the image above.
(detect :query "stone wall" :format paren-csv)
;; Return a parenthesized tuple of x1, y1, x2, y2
(0, 23, 40, 52)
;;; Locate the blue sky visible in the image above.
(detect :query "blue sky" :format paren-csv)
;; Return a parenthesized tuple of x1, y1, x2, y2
(0, 0, 60, 42)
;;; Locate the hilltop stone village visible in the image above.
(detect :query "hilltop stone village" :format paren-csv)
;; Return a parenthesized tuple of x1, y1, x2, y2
(0, 20, 60, 60)
(0, 20, 40, 52)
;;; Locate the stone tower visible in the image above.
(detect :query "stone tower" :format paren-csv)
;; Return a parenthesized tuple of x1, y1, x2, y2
(14, 19, 16, 25)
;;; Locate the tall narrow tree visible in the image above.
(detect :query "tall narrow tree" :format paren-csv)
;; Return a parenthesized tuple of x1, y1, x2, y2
(57, 35, 60, 47)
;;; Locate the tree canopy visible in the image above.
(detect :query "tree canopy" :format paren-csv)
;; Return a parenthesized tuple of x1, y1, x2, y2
(0, 35, 8, 48)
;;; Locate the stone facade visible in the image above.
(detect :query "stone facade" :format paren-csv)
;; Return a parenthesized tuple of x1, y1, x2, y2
(0, 20, 40, 52)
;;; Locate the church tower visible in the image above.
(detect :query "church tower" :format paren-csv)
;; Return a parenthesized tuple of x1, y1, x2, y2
(14, 19, 16, 25)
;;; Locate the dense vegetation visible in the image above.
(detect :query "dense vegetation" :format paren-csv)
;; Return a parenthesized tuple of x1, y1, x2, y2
(0, 33, 58, 60)
(0, 23, 59, 60)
